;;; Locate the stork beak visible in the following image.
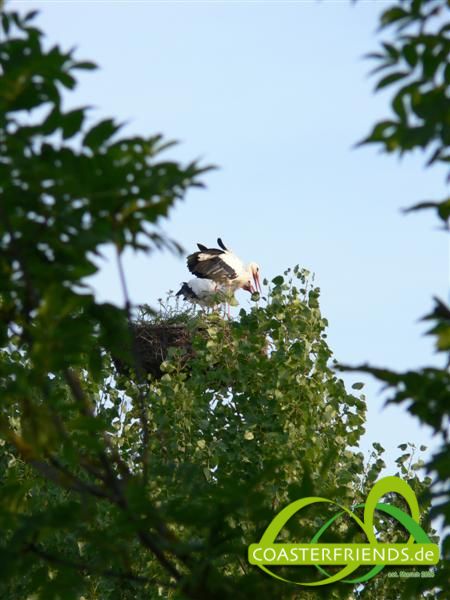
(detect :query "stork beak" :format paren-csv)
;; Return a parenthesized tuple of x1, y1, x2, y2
(253, 272, 261, 293)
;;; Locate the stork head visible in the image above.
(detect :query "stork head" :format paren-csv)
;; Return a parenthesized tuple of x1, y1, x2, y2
(247, 262, 261, 294)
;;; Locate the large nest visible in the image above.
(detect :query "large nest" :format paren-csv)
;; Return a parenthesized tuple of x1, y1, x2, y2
(114, 321, 195, 379)
(112, 308, 268, 380)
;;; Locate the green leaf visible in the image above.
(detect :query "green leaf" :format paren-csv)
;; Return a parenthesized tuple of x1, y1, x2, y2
(272, 276, 284, 286)
(24, 10, 39, 22)
(62, 108, 86, 139)
(402, 44, 418, 68)
(73, 61, 97, 71)
(56, 70, 76, 90)
(392, 92, 407, 121)
(375, 71, 409, 90)
(42, 107, 62, 134)
(445, 63, 450, 85)
(404, 199, 450, 222)
(397, 452, 411, 464)
(380, 7, 409, 27)
(1, 12, 10, 34)
(83, 118, 121, 150)
(372, 442, 385, 453)
(382, 42, 400, 59)
(351, 382, 364, 390)
(358, 120, 396, 145)
(422, 49, 439, 79)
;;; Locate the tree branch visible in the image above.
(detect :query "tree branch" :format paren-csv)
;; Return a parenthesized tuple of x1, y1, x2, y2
(115, 247, 150, 483)
(27, 543, 162, 586)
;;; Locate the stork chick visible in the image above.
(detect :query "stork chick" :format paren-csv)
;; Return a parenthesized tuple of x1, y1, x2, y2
(176, 278, 236, 310)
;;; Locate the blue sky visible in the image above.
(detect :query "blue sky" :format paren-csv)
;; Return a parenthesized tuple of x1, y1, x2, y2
(18, 0, 448, 471)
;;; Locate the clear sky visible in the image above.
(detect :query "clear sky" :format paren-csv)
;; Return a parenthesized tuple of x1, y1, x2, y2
(16, 0, 448, 471)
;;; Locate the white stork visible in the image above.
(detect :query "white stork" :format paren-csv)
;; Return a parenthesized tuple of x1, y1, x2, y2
(186, 238, 261, 294)
(175, 278, 235, 309)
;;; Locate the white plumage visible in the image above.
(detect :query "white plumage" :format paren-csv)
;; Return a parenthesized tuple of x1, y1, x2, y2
(186, 238, 261, 294)
(176, 278, 234, 308)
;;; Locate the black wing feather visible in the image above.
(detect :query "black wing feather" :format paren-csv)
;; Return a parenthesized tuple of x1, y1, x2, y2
(217, 238, 228, 251)
(187, 253, 237, 280)
(187, 239, 236, 280)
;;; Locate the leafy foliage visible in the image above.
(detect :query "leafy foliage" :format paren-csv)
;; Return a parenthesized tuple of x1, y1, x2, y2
(360, 0, 450, 223)
(351, 0, 450, 591)
(0, 7, 438, 600)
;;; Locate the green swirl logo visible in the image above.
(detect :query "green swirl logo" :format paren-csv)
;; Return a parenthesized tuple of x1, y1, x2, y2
(248, 476, 439, 586)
